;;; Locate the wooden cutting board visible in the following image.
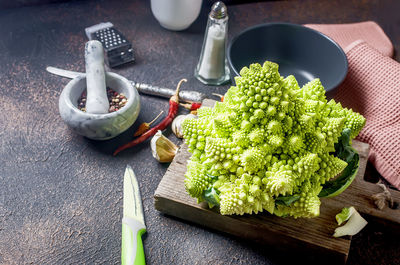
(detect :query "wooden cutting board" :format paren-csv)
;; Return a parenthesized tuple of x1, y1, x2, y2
(154, 99, 400, 264)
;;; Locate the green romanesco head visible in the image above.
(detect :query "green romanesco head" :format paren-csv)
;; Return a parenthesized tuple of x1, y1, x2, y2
(182, 61, 365, 218)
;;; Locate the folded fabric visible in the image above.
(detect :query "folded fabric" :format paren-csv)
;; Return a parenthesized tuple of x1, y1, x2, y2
(333, 40, 400, 189)
(305, 21, 394, 58)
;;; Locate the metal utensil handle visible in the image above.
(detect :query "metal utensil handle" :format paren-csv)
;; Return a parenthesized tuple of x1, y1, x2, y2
(131, 81, 206, 103)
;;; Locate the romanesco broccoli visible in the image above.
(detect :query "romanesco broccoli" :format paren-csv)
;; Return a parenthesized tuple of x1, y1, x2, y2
(182, 61, 366, 218)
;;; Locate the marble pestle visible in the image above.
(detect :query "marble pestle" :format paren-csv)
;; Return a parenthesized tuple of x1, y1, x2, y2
(84, 40, 109, 114)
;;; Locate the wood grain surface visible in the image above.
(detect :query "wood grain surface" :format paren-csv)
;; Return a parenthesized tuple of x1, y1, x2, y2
(0, 0, 399, 264)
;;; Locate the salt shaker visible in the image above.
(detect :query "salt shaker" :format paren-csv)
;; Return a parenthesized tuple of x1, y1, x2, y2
(194, 1, 230, 85)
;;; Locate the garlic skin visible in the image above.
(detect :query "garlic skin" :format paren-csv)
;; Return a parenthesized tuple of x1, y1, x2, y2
(333, 210, 368, 237)
(151, 130, 178, 163)
(172, 114, 197, 138)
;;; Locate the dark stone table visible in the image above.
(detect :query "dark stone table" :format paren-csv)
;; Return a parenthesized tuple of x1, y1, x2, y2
(0, 0, 399, 264)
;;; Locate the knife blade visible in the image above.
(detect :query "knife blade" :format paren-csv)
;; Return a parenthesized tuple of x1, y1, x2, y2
(46, 66, 83, 79)
(121, 165, 146, 265)
(46, 66, 206, 103)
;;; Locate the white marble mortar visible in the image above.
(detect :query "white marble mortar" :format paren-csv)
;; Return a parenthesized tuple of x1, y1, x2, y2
(59, 72, 140, 140)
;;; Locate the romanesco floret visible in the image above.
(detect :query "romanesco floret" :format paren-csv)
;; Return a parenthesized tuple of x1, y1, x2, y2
(182, 61, 365, 218)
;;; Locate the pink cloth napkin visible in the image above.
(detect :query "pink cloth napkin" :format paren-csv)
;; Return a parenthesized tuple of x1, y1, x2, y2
(305, 22, 400, 189)
(305, 21, 394, 57)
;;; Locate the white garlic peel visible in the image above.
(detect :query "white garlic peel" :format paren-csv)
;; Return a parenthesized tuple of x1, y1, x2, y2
(151, 130, 178, 163)
(172, 114, 197, 138)
(333, 207, 368, 237)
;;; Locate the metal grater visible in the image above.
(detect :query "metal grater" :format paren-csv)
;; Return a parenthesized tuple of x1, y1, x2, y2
(85, 22, 135, 68)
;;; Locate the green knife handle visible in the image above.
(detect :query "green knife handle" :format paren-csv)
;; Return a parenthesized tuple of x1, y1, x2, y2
(121, 217, 146, 265)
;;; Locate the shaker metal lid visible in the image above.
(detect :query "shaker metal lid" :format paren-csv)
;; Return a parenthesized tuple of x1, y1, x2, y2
(210, 1, 228, 19)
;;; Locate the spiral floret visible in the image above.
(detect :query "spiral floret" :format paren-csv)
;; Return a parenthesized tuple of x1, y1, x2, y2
(264, 170, 297, 196)
(184, 161, 212, 198)
(249, 128, 265, 144)
(325, 99, 366, 138)
(316, 154, 348, 184)
(301, 78, 327, 102)
(240, 147, 265, 173)
(287, 135, 303, 153)
(343, 109, 366, 138)
(232, 130, 250, 148)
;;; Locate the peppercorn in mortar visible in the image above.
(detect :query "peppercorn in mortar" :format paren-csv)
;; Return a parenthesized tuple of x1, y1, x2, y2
(182, 61, 366, 218)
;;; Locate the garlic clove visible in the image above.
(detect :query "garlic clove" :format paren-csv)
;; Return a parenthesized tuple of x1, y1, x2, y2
(151, 130, 178, 163)
(172, 114, 197, 138)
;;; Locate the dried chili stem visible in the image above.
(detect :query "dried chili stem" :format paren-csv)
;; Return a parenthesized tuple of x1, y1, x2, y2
(133, 110, 164, 137)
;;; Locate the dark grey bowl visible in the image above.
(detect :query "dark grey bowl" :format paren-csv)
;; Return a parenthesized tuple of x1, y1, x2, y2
(228, 23, 348, 98)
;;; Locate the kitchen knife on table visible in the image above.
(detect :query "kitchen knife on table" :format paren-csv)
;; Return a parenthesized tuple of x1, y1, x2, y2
(121, 165, 146, 265)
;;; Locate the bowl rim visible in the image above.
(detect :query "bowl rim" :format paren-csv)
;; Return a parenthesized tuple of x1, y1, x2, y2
(227, 22, 348, 91)
(61, 71, 139, 118)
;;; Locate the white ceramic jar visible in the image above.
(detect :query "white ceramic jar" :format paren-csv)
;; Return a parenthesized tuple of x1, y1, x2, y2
(150, 0, 202, 31)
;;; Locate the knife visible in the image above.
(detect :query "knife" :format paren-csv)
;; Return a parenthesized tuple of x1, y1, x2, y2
(46, 66, 206, 103)
(121, 165, 146, 265)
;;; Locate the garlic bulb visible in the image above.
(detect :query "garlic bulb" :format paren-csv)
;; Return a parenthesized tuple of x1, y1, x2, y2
(150, 130, 178, 163)
(172, 114, 197, 138)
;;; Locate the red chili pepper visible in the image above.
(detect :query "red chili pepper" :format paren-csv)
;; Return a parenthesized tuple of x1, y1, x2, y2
(113, 79, 187, 156)
(180, 102, 202, 111)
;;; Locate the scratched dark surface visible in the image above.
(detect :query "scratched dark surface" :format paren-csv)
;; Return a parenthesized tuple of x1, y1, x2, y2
(0, 0, 399, 264)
